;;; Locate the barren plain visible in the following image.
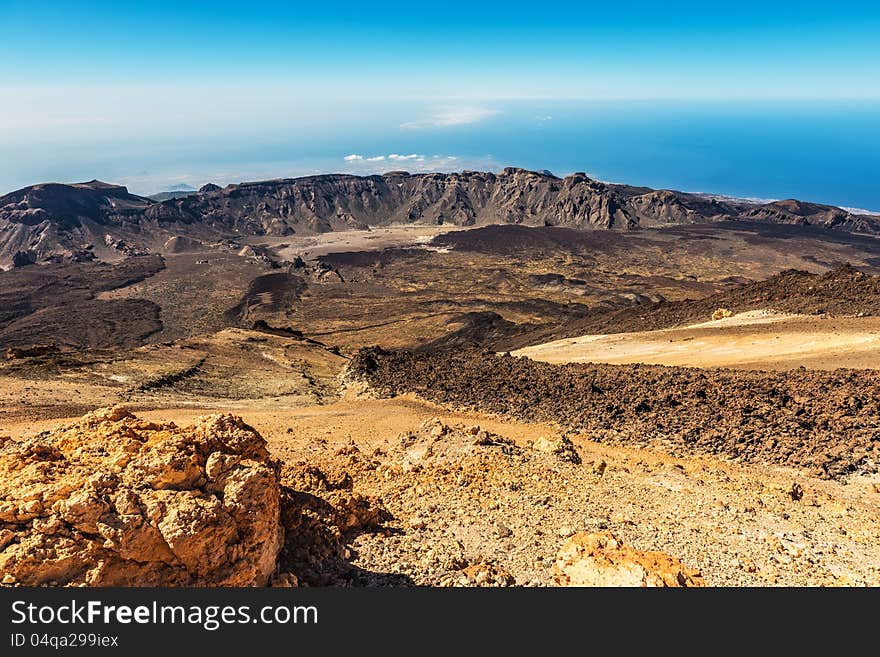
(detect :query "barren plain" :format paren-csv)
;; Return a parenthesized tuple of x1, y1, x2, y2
(4, 217, 880, 586)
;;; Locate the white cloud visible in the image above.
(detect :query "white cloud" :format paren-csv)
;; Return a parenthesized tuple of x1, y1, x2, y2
(401, 106, 499, 129)
(338, 152, 488, 176)
(342, 153, 422, 165)
(842, 206, 880, 216)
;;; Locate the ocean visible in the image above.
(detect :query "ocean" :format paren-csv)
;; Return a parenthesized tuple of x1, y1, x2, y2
(333, 100, 880, 213)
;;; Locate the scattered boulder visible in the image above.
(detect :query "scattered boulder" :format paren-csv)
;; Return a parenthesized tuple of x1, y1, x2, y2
(397, 419, 517, 471)
(162, 235, 204, 253)
(0, 407, 283, 586)
(270, 572, 299, 587)
(333, 491, 387, 533)
(454, 560, 515, 587)
(532, 435, 581, 464)
(712, 307, 734, 320)
(41, 248, 98, 264)
(553, 532, 704, 587)
(103, 233, 132, 252)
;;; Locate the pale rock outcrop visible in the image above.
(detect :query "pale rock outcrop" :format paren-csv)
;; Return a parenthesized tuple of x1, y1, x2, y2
(553, 532, 704, 587)
(0, 406, 282, 586)
(531, 435, 582, 464)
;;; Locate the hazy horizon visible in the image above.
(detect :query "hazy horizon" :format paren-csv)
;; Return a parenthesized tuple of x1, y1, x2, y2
(2, 1, 878, 209)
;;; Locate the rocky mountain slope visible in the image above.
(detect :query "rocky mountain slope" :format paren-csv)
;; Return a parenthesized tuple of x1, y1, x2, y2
(480, 264, 880, 351)
(2, 169, 877, 267)
(0, 255, 166, 349)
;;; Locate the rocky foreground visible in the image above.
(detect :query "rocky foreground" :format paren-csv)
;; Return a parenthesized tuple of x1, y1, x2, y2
(3, 405, 880, 586)
(282, 414, 880, 586)
(0, 407, 715, 587)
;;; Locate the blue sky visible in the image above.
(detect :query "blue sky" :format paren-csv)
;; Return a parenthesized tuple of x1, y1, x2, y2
(3, 1, 878, 97)
(1, 1, 879, 202)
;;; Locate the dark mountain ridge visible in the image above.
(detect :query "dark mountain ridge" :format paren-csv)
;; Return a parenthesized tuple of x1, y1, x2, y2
(2, 168, 877, 267)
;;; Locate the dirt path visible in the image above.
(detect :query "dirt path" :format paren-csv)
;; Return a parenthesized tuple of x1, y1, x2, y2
(1, 394, 556, 452)
(513, 311, 880, 370)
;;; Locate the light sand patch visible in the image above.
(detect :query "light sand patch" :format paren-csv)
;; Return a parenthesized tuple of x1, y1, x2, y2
(685, 309, 798, 329)
(255, 224, 468, 261)
(513, 312, 880, 370)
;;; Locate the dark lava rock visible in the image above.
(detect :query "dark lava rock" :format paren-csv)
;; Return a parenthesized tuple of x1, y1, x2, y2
(348, 347, 880, 480)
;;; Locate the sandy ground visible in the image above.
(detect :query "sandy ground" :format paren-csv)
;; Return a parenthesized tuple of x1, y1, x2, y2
(513, 311, 880, 370)
(0, 394, 557, 451)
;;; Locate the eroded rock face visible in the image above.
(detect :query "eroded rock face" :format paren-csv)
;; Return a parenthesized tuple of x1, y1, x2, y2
(0, 407, 282, 586)
(553, 532, 704, 587)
